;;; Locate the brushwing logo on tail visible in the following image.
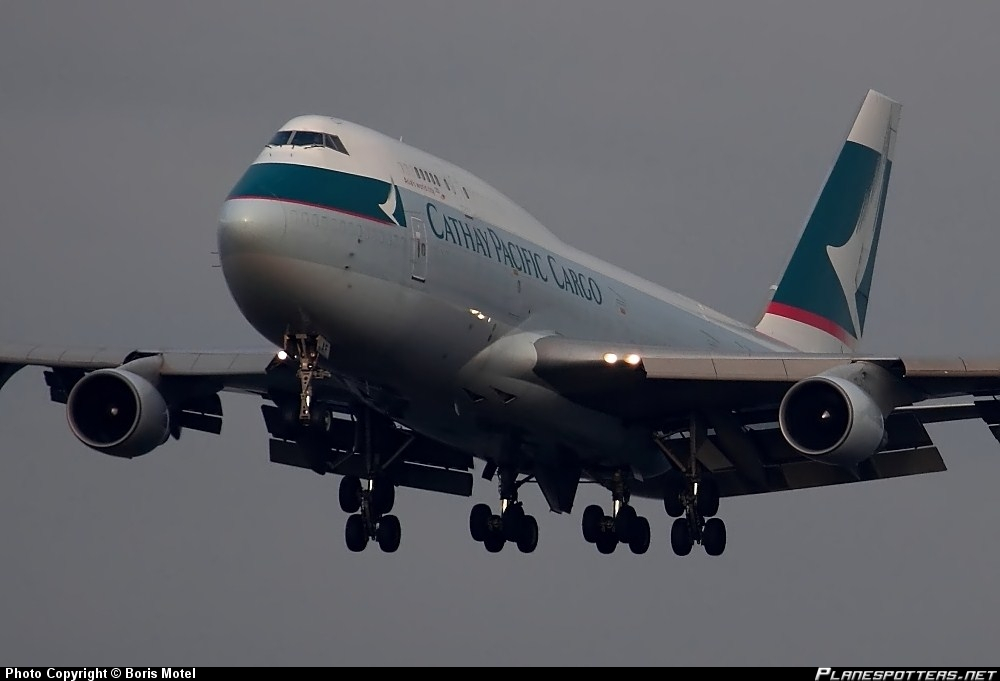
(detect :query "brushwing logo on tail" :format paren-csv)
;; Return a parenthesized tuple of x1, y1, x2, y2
(765, 140, 888, 343)
(825, 152, 889, 339)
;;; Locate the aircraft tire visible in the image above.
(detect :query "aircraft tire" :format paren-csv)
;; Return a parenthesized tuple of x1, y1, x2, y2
(582, 504, 603, 543)
(628, 516, 651, 555)
(670, 517, 693, 556)
(614, 505, 637, 542)
(339, 476, 362, 514)
(373, 482, 395, 516)
(377, 514, 401, 553)
(345, 513, 368, 552)
(469, 503, 491, 542)
(696, 478, 720, 518)
(596, 519, 618, 554)
(502, 503, 525, 541)
(516, 515, 538, 553)
(483, 521, 505, 553)
(663, 474, 685, 518)
(703, 517, 727, 556)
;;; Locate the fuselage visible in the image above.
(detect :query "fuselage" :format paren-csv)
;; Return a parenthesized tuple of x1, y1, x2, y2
(217, 115, 791, 480)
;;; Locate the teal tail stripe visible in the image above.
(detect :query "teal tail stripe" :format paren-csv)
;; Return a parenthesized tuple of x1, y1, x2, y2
(227, 162, 406, 227)
(770, 141, 881, 339)
(855, 158, 891, 332)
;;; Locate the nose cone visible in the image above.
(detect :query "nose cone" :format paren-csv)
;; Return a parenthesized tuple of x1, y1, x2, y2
(217, 198, 286, 258)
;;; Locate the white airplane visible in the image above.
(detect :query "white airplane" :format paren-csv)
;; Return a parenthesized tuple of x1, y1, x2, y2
(3, 89, 997, 557)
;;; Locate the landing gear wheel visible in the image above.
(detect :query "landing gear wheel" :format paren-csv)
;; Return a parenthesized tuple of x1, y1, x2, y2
(339, 476, 362, 514)
(703, 517, 727, 556)
(628, 516, 651, 555)
(483, 520, 506, 553)
(345, 513, 368, 552)
(663, 474, 685, 518)
(670, 517, 693, 556)
(376, 514, 401, 553)
(696, 478, 720, 518)
(373, 482, 395, 516)
(615, 505, 637, 542)
(502, 503, 525, 541)
(309, 406, 332, 431)
(596, 523, 618, 554)
(516, 515, 539, 553)
(582, 504, 603, 543)
(469, 503, 491, 542)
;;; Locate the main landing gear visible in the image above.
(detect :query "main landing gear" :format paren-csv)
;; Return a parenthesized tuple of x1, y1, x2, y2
(285, 333, 402, 554)
(340, 406, 403, 554)
(581, 470, 651, 555)
(660, 416, 727, 557)
(469, 465, 539, 553)
(340, 475, 401, 554)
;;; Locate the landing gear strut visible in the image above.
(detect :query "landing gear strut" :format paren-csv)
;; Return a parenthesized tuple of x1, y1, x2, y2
(469, 465, 538, 553)
(339, 406, 401, 554)
(284, 333, 332, 426)
(581, 470, 651, 555)
(660, 415, 726, 557)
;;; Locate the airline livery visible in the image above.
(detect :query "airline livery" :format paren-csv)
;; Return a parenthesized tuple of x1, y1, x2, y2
(4, 90, 998, 557)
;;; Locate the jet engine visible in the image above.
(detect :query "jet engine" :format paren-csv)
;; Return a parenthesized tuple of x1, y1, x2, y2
(66, 368, 171, 458)
(778, 374, 887, 466)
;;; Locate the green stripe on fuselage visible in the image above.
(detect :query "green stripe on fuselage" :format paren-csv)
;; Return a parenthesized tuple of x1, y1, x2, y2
(771, 141, 881, 339)
(227, 162, 405, 227)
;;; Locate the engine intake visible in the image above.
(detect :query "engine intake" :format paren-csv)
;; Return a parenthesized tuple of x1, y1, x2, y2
(778, 374, 887, 466)
(66, 368, 171, 458)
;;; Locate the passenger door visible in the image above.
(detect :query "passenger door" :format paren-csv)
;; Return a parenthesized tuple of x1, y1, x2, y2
(409, 213, 428, 282)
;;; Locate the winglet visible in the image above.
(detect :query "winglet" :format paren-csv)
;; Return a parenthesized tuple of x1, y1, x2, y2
(756, 89, 901, 353)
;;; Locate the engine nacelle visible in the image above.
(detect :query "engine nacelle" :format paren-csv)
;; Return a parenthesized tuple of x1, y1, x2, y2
(66, 368, 171, 458)
(778, 374, 887, 466)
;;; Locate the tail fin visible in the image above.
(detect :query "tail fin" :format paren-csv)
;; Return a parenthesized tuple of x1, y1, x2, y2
(756, 89, 901, 353)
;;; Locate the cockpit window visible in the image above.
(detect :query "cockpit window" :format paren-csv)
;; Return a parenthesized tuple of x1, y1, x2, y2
(324, 134, 349, 155)
(268, 130, 350, 155)
(268, 130, 292, 146)
(289, 131, 324, 147)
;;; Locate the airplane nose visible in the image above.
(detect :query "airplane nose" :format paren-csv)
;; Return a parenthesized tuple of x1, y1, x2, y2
(217, 198, 286, 258)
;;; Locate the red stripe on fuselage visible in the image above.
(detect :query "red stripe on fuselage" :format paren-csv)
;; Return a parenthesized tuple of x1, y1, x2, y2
(764, 302, 856, 346)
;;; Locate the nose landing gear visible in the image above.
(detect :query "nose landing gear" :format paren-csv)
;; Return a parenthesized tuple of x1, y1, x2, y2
(284, 333, 332, 426)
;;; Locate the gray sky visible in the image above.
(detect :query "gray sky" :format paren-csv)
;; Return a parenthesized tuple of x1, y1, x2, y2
(1, 1, 999, 666)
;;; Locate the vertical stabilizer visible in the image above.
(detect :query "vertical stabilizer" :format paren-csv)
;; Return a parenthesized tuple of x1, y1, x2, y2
(756, 89, 901, 353)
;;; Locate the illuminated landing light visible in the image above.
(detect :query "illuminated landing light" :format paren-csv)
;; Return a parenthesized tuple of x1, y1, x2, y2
(603, 353, 618, 364)
(469, 309, 480, 315)
(624, 353, 641, 366)
(477, 313, 486, 320)
(277, 350, 288, 361)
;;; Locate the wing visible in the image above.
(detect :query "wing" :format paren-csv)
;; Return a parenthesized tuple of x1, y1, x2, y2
(0, 342, 474, 499)
(531, 336, 1000, 498)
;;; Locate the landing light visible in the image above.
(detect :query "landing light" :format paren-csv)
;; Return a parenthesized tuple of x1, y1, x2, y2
(603, 353, 618, 364)
(624, 353, 641, 366)
(277, 350, 288, 361)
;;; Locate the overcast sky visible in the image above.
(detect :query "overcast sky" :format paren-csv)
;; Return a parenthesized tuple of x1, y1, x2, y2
(2, 1, 999, 666)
